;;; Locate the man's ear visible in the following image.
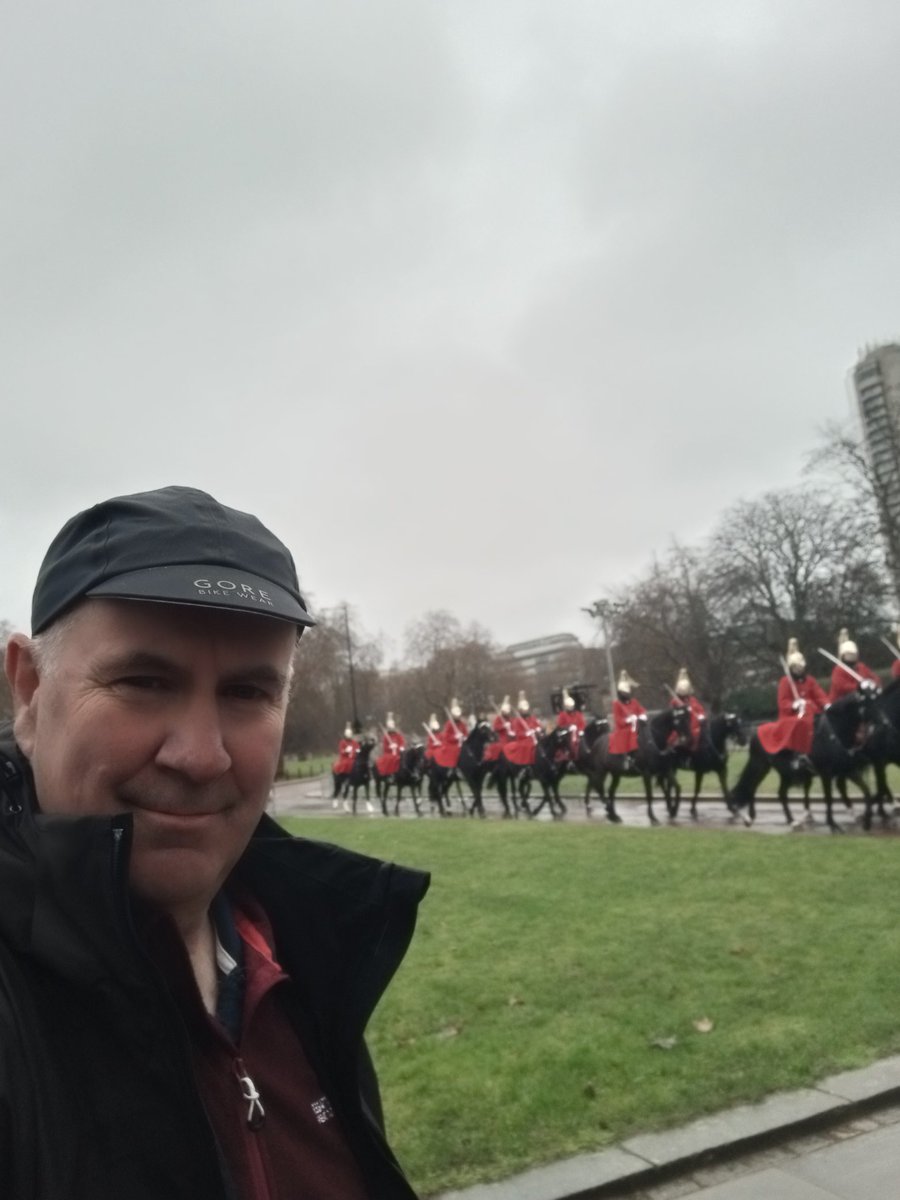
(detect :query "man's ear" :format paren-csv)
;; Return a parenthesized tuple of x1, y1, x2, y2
(5, 634, 40, 756)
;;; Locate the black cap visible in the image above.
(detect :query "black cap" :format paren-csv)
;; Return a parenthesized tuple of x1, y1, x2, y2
(32, 486, 315, 634)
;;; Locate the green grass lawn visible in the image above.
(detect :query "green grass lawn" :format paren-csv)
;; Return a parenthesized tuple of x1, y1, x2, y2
(280, 817, 900, 1196)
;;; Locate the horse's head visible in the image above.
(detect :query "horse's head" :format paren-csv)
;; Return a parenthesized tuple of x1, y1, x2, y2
(668, 703, 691, 744)
(583, 714, 610, 747)
(466, 717, 495, 743)
(855, 678, 881, 723)
(724, 712, 748, 747)
(542, 726, 570, 753)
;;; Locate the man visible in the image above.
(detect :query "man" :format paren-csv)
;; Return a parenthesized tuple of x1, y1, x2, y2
(503, 691, 543, 768)
(757, 638, 827, 763)
(555, 687, 586, 758)
(332, 720, 359, 802)
(434, 698, 468, 769)
(826, 628, 881, 703)
(374, 712, 406, 779)
(608, 670, 646, 759)
(0, 485, 428, 1200)
(484, 694, 514, 766)
(669, 668, 706, 750)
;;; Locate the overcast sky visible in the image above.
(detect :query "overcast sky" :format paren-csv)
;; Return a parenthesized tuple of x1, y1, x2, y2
(3, 1, 899, 659)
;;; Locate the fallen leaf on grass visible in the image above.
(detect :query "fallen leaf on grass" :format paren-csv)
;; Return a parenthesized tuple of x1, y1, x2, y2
(692, 1016, 714, 1033)
(435, 1024, 462, 1041)
(649, 1036, 678, 1050)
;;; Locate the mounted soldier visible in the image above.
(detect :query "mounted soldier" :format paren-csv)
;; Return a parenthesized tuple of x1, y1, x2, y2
(503, 691, 543, 768)
(374, 712, 405, 780)
(483, 695, 515, 768)
(826, 628, 881, 703)
(331, 722, 359, 802)
(423, 713, 442, 763)
(555, 687, 586, 759)
(434, 699, 468, 770)
(756, 639, 827, 769)
(668, 668, 706, 751)
(608, 671, 646, 769)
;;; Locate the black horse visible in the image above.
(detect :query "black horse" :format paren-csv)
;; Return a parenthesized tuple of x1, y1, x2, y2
(586, 706, 691, 826)
(343, 736, 376, 815)
(456, 720, 498, 817)
(561, 715, 609, 817)
(490, 736, 538, 819)
(667, 713, 747, 820)
(379, 743, 426, 817)
(526, 727, 574, 819)
(426, 722, 492, 817)
(729, 686, 879, 832)
(863, 678, 900, 820)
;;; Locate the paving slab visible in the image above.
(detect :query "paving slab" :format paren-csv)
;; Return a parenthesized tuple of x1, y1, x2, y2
(817, 1053, 900, 1102)
(680, 1167, 839, 1199)
(620, 1087, 844, 1168)
(435, 1147, 647, 1200)
(786, 1121, 900, 1198)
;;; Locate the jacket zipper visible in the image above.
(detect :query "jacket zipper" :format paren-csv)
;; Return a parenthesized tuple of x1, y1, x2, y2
(233, 1057, 266, 1130)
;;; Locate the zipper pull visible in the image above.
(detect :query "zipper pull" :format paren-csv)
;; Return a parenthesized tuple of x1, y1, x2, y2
(234, 1059, 266, 1130)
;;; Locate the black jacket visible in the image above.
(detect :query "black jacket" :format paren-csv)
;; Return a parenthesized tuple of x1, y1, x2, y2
(0, 726, 429, 1199)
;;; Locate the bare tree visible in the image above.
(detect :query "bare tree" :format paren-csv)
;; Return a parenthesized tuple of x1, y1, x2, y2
(709, 486, 889, 677)
(402, 610, 498, 715)
(806, 421, 900, 608)
(282, 604, 383, 757)
(605, 544, 742, 710)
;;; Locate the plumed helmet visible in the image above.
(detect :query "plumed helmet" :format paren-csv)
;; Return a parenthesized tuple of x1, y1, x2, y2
(674, 668, 692, 697)
(386, 712, 396, 730)
(450, 698, 462, 719)
(786, 637, 806, 672)
(517, 690, 530, 713)
(429, 713, 440, 731)
(344, 724, 353, 739)
(562, 688, 575, 710)
(617, 670, 638, 694)
(500, 694, 512, 715)
(837, 627, 858, 661)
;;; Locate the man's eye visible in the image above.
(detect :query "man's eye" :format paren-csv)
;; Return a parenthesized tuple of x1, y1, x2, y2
(225, 684, 271, 702)
(118, 676, 169, 691)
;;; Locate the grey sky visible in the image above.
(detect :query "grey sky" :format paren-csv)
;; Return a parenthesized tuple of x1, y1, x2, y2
(3, 1, 899, 657)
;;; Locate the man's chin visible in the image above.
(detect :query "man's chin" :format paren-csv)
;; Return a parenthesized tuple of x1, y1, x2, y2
(127, 848, 229, 926)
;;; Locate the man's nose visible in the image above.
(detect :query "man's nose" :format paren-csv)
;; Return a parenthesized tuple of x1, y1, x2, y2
(155, 697, 232, 782)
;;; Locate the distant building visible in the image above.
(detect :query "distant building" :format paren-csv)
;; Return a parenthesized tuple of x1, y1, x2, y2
(852, 342, 900, 594)
(499, 633, 584, 684)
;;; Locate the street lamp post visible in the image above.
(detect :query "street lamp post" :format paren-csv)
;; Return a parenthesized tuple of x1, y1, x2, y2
(581, 600, 622, 700)
(343, 604, 360, 732)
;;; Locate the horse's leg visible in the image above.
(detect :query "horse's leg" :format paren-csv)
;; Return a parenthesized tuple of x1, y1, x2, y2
(691, 770, 703, 820)
(644, 773, 660, 826)
(848, 770, 875, 831)
(605, 771, 622, 823)
(779, 774, 795, 827)
(822, 775, 843, 833)
(582, 775, 594, 817)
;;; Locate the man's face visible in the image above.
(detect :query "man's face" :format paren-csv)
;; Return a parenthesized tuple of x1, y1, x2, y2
(10, 599, 296, 927)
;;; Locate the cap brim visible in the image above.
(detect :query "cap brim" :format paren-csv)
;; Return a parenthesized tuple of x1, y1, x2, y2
(86, 564, 315, 628)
